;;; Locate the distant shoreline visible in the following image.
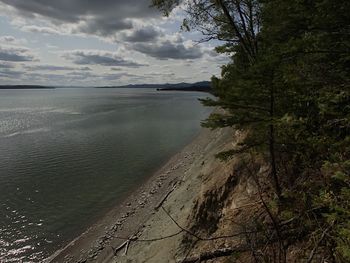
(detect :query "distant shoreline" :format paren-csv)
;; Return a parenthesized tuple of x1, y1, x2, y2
(0, 85, 55, 89)
(156, 87, 212, 93)
(0, 81, 212, 92)
(95, 81, 213, 92)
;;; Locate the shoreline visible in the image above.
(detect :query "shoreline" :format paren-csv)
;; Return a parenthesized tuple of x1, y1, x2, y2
(46, 127, 220, 263)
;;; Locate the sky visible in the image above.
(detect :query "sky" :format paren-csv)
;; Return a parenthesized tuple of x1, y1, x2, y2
(0, 0, 227, 86)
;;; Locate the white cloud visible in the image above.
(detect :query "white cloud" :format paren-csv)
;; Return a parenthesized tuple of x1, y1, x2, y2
(0, 0, 225, 85)
(21, 25, 63, 35)
(0, 35, 27, 45)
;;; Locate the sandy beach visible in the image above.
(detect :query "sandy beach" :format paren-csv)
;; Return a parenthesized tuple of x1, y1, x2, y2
(46, 126, 234, 263)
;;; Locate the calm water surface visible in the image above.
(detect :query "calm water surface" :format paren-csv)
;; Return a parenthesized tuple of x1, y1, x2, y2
(0, 88, 211, 262)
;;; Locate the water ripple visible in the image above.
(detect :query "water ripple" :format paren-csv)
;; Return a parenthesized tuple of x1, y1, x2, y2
(0, 88, 211, 262)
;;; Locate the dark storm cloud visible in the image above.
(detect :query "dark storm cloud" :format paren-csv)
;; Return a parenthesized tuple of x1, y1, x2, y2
(63, 50, 147, 67)
(133, 41, 203, 60)
(122, 26, 161, 42)
(0, 46, 36, 62)
(76, 18, 133, 37)
(0, 0, 159, 35)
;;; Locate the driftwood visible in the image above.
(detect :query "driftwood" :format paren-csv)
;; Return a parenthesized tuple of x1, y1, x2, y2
(154, 185, 176, 210)
(124, 240, 130, 256)
(113, 241, 128, 256)
(113, 239, 131, 256)
(177, 246, 249, 263)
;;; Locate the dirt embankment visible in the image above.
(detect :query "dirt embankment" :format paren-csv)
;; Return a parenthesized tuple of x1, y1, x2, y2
(109, 126, 266, 263)
(49, 126, 268, 263)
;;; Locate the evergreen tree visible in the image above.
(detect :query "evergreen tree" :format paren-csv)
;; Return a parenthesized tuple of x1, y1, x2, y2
(153, 0, 350, 260)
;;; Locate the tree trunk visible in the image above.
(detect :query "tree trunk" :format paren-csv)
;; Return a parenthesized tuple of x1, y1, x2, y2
(269, 83, 282, 199)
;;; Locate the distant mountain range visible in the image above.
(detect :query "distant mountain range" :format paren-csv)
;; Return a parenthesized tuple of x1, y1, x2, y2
(95, 81, 212, 92)
(0, 81, 212, 92)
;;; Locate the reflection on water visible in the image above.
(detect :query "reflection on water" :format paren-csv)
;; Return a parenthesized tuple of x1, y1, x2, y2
(0, 88, 211, 262)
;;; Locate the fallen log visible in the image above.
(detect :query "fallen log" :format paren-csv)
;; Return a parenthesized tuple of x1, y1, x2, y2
(124, 240, 130, 256)
(154, 185, 176, 210)
(113, 241, 128, 256)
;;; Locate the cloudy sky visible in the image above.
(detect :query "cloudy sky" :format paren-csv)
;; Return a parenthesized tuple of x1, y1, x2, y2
(0, 0, 226, 86)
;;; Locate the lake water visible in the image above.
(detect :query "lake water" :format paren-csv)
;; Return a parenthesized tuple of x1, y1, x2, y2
(0, 88, 211, 262)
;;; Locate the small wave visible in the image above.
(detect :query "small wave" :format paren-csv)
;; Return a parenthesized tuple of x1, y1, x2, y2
(0, 239, 10, 247)
(6, 245, 33, 257)
(43, 108, 81, 115)
(4, 128, 51, 138)
(13, 237, 31, 245)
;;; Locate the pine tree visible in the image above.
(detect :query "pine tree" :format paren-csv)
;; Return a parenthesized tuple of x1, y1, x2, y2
(153, 0, 350, 260)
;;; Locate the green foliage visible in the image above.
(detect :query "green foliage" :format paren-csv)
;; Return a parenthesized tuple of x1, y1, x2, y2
(153, 0, 350, 260)
(151, 0, 180, 16)
(319, 160, 350, 261)
(209, 0, 349, 259)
